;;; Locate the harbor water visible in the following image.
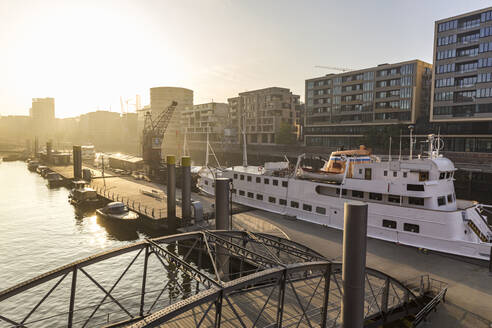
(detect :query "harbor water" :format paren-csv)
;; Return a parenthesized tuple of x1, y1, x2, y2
(0, 161, 151, 290)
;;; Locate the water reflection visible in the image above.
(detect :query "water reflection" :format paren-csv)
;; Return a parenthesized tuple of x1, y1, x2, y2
(95, 215, 140, 241)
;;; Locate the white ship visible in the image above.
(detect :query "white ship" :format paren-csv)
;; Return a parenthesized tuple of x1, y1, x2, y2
(198, 134, 492, 261)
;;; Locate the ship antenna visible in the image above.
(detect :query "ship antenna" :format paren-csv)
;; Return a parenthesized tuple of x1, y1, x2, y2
(389, 136, 392, 162)
(242, 111, 248, 167)
(399, 129, 402, 161)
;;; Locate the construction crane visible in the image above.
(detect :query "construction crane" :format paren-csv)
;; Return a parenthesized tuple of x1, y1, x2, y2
(142, 101, 178, 177)
(314, 65, 354, 72)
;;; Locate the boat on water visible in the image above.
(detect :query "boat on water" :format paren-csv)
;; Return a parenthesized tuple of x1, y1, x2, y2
(69, 186, 105, 208)
(46, 172, 65, 188)
(96, 202, 139, 227)
(198, 134, 492, 261)
(27, 160, 40, 172)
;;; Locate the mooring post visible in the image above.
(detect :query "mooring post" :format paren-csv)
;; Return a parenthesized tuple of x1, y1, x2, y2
(167, 155, 177, 232)
(181, 156, 192, 223)
(341, 201, 368, 328)
(215, 178, 230, 281)
(73, 146, 82, 180)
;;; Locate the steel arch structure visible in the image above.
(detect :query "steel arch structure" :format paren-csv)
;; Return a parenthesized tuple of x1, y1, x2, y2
(0, 231, 446, 327)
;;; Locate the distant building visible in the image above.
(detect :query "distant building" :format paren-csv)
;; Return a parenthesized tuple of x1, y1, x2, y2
(180, 102, 229, 142)
(30, 97, 55, 141)
(0, 115, 31, 141)
(79, 111, 122, 150)
(430, 6, 492, 153)
(228, 87, 300, 145)
(304, 60, 432, 149)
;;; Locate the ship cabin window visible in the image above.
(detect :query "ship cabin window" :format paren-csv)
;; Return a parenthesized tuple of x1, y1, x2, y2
(291, 201, 299, 208)
(409, 197, 424, 206)
(264, 178, 270, 185)
(352, 190, 364, 198)
(403, 172, 408, 178)
(282, 181, 288, 188)
(273, 179, 279, 186)
(316, 206, 326, 215)
(364, 168, 372, 180)
(393, 171, 397, 177)
(247, 192, 254, 198)
(269, 196, 276, 203)
(439, 172, 445, 180)
(404, 223, 420, 233)
(256, 177, 261, 183)
(247, 175, 252, 182)
(256, 194, 263, 200)
(369, 192, 382, 201)
(303, 204, 312, 212)
(407, 184, 424, 191)
(240, 175, 245, 180)
(388, 195, 400, 203)
(446, 172, 451, 179)
(447, 194, 453, 203)
(234, 174, 238, 179)
(212, 183, 215, 188)
(336, 188, 347, 196)
(279, 199, 287, 205)
(231, 188, 236, 194)
(205, 180, 209, 185)
(382, 219, 397, 229)
(359, 169, 362, 174)
(239, 190, 245, 196)
(419, 171, 429, 181)
(437, 196, 446, 206)
(384, 170, 388, 176)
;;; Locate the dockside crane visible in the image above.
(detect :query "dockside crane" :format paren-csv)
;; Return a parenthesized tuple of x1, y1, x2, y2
(314, 65, 354, 72)
(142, 101, 178, 178)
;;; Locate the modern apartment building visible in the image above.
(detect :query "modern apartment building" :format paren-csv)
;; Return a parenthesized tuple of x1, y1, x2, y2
(304, 60, 432, 149)
(430, 6, 492, 153)
(228, 87, 300, 145)
(180, 102, 229, 142)
(30, 97, 55, 141)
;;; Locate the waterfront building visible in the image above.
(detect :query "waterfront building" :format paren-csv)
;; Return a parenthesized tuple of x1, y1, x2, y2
(304, 60, 432, 150)
(228, 87, 300, 145)
(430, 6, 492, 153)
(180, 102, 228, 142)
(78, 110, 122, 150)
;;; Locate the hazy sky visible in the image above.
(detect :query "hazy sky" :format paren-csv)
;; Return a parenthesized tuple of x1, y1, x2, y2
(1, 0, 491, 118)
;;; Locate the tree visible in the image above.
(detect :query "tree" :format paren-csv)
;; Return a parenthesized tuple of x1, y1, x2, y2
(275, 122, 296, 145)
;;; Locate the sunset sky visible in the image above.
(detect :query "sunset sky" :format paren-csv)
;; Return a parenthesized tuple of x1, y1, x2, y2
(1, 0, 491, 118)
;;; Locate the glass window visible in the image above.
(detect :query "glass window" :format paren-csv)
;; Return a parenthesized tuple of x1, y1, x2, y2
(393, 171, 397, 177)
(404, 223, 420, 233)
(383, 219, 397, 229)
(269, 196, 276, 203)
(419, 172, 429, 181)
(290, 201, 299, 208)
(388, 195, 400, 203)
(384, 170, 388, 176)
(447, 194, 453, 203)
(437, 196, 446, 206)
(364, 168, 372, 180)
(256, 194, 263, 200)
(303, 204, 312, 212)
(234, 174, 238, 179)
(273, 179, 279, 186)
(282, 181, 288, 188)
(407, 184, 425, 191)
(247, 192, 254, 198)
(279, 199, 287, 205)
(247, 175, 252, 182)
(369, 192, 382, 201)
(239, 190, 245, 196)
(256, 177, 261, 183)
(409, 197, 424, 206)
(352, 190, 364, 198)
(403, 172, 408, 178)
(336, 188, 348, 196)
(316, 207, 326, 215)
(240, 174, 244, 180)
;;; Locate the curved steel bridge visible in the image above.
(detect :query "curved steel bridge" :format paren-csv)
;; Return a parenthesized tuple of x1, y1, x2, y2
(0, 230, 446, 327)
